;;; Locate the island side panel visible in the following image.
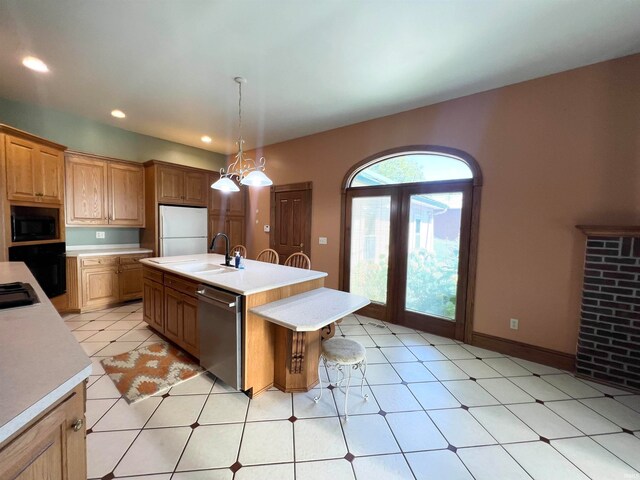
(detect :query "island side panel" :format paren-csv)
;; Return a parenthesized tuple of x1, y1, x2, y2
(243, 278, 324, 397)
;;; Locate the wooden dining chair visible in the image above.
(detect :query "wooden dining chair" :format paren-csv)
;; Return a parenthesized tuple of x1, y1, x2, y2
(231, 244, 247, 258)
(256, 248, 279, 264)
(284, 252, 311, 270)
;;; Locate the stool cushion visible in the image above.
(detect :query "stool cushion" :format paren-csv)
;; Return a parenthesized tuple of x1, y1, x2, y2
(322, 337, 366, 364)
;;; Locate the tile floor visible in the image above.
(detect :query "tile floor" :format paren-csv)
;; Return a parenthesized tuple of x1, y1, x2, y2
(63, 302, 640, 479)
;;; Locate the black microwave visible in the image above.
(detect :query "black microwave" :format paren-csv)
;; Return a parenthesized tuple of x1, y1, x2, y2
(11, 206, 58, 242)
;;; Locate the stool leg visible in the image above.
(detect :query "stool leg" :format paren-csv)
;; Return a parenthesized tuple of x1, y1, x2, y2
(358, 359, 369, 400)
(313, 356, 325, 403)
(344, 364, 353, 421)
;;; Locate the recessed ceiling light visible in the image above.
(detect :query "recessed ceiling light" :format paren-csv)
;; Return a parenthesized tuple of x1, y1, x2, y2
(201, 135, 212, 144)
(22, 56, 49, 73)
(111, 109, 126, 119)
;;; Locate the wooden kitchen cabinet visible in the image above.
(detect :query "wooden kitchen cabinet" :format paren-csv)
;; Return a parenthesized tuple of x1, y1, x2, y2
(67, 253, 151, 312)
(5, 132, 65, 204)
(0, 383, 86, 480)
(81, 265, 119, 309)
(142, 266, 200, 357)
(65, 152, 144, 227)
(157, 165, 207, 206)
(143, 275, 164, 333)
(208, 175, 246, 254)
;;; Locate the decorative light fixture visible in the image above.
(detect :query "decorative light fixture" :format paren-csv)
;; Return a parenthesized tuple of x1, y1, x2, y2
(211, 77, 272, 192)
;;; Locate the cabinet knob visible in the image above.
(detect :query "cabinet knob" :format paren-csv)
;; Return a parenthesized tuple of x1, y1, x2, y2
(71, 418, 84, 432)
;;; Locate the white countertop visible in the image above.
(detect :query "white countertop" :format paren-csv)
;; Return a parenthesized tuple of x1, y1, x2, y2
(66, 246, 153, 257)
(0, 262, 92, 445)
(141, 254, 327, 295)
(250, 287, 370, 331)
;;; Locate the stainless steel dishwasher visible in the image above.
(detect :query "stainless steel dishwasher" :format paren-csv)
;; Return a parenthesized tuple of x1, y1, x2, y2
(197, 285, 243, 390)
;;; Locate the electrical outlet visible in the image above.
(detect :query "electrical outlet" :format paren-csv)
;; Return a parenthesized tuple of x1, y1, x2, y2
(319, 237, 328, 245)
(510, 318, 519, 330)
(263, 225, 270, 233)
(96, 231, 106, 239)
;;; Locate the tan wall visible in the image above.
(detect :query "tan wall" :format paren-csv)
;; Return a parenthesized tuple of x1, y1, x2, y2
(243, 54, 640, 354)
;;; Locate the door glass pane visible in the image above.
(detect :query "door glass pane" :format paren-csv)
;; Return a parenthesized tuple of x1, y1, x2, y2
(349, 196, 391, 304)
(406, 192, 462, 320)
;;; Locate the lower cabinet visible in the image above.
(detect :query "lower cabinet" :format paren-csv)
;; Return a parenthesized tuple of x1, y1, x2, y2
(0, 382, 86, 480)
(68, 253, 150, 312)
(142, 266, 200, 358)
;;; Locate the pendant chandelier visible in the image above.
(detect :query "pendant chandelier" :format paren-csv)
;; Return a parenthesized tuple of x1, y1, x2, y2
(211, 77, 273, 192)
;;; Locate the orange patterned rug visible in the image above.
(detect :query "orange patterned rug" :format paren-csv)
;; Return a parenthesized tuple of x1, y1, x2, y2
(101, 342, 204, 403)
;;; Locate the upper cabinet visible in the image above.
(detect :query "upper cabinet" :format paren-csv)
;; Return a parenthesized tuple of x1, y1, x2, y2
(4, 131, 65, 205)
(157, 165, 207, 206)
(209, 173, 246, 216)
(65, 152, 145, 227)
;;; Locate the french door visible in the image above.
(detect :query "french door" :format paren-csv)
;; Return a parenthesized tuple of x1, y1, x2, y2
(344, 180, 473, 340)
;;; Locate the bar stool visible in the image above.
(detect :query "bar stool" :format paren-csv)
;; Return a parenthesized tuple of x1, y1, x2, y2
(314, 337, 368, 420)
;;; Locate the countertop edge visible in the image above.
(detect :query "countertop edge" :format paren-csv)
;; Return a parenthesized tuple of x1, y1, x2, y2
(66, 248, 153, 257)
(0, 364, 92, 445)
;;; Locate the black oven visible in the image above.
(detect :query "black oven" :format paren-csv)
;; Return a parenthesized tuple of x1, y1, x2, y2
(8, 242, 66, 298)
(11, 206, 58, 242)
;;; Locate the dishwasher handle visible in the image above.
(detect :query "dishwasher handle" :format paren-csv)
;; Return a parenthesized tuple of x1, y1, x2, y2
(196, 287, 238, 309)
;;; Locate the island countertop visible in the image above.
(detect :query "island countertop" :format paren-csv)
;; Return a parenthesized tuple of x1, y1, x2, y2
(140, 253, 327, 295)
(0, 262, 92, 445)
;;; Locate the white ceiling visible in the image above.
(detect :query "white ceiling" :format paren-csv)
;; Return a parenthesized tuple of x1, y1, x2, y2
(1, 1, 639, 154)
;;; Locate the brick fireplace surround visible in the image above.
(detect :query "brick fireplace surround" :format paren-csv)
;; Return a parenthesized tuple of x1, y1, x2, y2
(576, 225, 640, 391)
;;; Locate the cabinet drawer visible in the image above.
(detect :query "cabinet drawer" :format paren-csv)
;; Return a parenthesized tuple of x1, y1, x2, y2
(143, 266, 164, 284)
(80, 256, 118, 268)
(120, 254, 150, 265)
(164, 274, 198, 297)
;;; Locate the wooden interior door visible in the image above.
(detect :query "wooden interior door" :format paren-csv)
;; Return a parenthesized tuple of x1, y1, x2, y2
(270, 183, 312, 264)
(108, 163, 144, 225)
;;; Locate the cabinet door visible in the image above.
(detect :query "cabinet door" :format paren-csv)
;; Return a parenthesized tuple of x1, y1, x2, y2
(81, 266, 119, 309)
(208, 173, 227, 215)
(5, 135, 38, 201)
(208, 215, 227, 254)
(163, 287, 182, 344)
(227, 188, 246, 216)
(181, 294, 199, 357)
(108, 163, 145, 226)
(0, 383, 86, 480)
(143, 278, 164, 333)
(227, 216, 246, 250)
(157, 166, 184, 204)
(38, 146, 64, 204)
(184, 171, 207, 206)
(65, 156, 108, 225)
(119, 263, 143, 301)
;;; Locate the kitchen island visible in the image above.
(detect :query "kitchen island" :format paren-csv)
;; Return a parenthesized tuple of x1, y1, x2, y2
(0, 262, 91, 479)
(140, 254, 367, 397)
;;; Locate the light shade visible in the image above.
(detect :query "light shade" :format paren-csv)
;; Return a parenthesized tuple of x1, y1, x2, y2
(240, 170, 273, 187)
(211, 176, 240, 192)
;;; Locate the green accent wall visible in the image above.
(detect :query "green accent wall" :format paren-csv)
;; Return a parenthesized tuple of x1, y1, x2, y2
(0, 96, 226, 246)
(0, 96, 226, 168)
(66, 228, 140, 247)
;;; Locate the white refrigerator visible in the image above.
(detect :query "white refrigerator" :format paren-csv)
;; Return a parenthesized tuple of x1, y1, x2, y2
(159, 205, 208, 256)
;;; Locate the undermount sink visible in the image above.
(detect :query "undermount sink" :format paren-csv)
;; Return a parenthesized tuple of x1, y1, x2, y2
(173, 262, 226, 273)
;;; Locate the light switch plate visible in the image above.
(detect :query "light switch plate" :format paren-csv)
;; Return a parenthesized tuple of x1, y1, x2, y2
(263, 225, 270, 233)
(96, 231, 106, 239)
(319, 237, 328, 245)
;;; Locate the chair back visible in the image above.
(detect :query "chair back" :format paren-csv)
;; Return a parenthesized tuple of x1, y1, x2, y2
(231, 244, 247, 258)
(284, 252, 311, 270)
(256, 248, 280, 264)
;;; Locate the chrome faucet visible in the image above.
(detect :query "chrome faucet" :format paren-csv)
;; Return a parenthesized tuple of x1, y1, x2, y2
(210, 233, 232, 266)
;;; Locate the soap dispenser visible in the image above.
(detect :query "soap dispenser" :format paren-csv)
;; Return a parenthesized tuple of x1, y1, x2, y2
(234, 250, 241, 268)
